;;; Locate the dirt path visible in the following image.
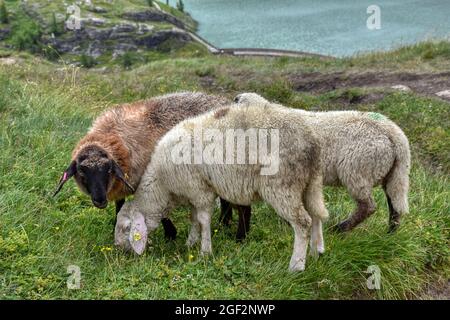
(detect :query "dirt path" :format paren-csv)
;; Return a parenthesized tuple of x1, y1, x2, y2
(288, 71, 450, 102)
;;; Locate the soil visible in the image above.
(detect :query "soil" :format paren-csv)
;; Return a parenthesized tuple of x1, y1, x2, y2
(288, 71, 450, 102)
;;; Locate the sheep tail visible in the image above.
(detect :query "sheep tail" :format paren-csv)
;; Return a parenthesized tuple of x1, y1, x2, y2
(304, 172, 329, 221)
(383, 122, 411, 231)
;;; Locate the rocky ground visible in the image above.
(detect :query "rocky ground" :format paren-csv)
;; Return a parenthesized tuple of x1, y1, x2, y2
(0, 0, 203, 65)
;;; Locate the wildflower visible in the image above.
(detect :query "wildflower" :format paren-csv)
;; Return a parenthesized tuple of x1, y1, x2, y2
(133, 232, 142, 241)
(100, 246, 113, 253)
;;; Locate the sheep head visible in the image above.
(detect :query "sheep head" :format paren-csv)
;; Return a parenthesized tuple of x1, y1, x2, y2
(53, 145, 134, 208)
(234, 92, 269, 105)
(114, 202, 148, 255)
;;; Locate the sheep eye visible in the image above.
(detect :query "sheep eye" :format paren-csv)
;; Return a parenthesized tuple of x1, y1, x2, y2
(122, 222, 131, 233)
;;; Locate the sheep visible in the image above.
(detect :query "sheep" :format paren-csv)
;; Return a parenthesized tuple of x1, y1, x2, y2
(228, 93, 410, 234)
(53, 92, 247, 239)
(114, 102, 329, 271)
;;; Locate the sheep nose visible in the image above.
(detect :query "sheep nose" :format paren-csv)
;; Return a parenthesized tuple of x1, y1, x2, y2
(93, 199, 108, 209)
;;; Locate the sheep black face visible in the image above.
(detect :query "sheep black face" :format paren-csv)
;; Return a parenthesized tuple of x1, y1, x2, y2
(53, 146, 134, 208)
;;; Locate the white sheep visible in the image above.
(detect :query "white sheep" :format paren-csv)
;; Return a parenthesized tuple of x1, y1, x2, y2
(115, 102, 329, 271)
(234, 93, 410, 233)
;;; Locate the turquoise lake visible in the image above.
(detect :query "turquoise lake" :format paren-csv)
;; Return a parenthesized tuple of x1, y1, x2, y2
(183, 0, 450, 57)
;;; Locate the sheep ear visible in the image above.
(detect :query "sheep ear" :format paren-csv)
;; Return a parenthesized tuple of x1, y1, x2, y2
(112, 160, 135, 193)
(128, 212, 148, 255)
(53, 161, 77, 197)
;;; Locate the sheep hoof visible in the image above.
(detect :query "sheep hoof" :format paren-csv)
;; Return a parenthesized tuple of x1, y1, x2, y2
(288, 263, 305, 272)
(332, 221, 352, 233)
(200, 250, 212, 257)
(388, 222, 400, 233)
(310, 247, 325, 258)
(288, 258, 306, 272)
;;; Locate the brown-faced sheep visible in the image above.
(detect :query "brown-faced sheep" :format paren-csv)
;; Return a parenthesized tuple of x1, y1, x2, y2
(53, 92, 245, 239)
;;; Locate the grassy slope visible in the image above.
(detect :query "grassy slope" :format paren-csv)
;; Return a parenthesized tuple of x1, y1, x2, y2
(0, 41, 449, 299)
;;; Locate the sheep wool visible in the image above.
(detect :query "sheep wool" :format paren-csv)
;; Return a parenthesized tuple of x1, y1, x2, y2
(115, 102, 329, 272)
(71, 92, 230, 202)
(235, 93, 411, 232)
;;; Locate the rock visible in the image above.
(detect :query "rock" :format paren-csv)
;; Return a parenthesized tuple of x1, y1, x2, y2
(137, 23, 155, 35)
(109, 23, 137, 39)
(92, 6, 108, 14)
(112, 43, 138, 59)
(88, 17, 107, 26)
(85, 28, 112, 41)
(435, 90, 450, 99)
(391, 85, 412, 92)
(122, 10, 186, 30)
(0, 28, 11, 41)
(135, 30, 191, 49)
(0, 58, 17, 65)
(86, 40, 105, 58)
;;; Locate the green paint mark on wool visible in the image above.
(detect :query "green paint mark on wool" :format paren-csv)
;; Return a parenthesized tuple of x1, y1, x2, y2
(368, 112, 386, 121)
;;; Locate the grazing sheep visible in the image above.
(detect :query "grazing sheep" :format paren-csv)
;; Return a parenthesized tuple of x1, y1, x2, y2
(230, 93, 410, 234)
(115, 102, 329, 271)
(53, 92, 246, 239)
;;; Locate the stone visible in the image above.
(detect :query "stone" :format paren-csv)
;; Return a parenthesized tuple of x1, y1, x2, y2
(391, 85, 412, 92)
(0, 58, 17, 65)
(435, 90, 450, 99)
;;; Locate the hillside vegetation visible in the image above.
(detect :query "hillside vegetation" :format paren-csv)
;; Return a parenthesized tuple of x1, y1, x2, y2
(0, 0, 205, 67)
(0, 1, 449, 300)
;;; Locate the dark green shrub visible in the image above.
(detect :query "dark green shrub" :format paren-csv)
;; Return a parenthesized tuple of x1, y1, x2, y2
(0, 1, 8, 24)
(50, 13, 61, 35)
(147, 0, 153, 7)
(80, 54, 97, 68)
(42, 45, 60, 61)
(176, 0, 184, 12)
(121, 52, 137, 69)
(10, 17, 42, 52)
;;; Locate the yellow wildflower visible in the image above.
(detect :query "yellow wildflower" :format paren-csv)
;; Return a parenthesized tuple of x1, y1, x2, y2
(133, 232, 142, 241)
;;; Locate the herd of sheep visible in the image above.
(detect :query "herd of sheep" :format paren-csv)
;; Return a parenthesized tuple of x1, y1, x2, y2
(54, 92, 410, 271)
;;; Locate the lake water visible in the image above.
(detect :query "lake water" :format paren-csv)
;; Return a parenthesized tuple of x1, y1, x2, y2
(183, 0, 450, 57)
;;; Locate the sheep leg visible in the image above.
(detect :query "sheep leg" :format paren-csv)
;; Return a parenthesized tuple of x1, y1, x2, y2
(334, 197, 376, 232)
(115, 199, 125, 214)
(219, 198, 233, 227)
(288, 217, 311, 272)
(186, 209, 201, 247)
(197, 209, 212, 255)
(309, 217, 324, 257)
(236, 205, 252, 242)
(386, 195, 401, 233)
(161, 218, 177, 240)
(113, 199, 126, 229)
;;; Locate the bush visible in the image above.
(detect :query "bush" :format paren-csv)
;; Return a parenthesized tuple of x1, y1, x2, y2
(121, 52, 139, 69)
(80, 54, 97, 68)
(0, 1, 8, 24)
(10, 17, 42, 52)
(147, 0, 153, 7)
(50, 13, 61, 35)
(176, 0, 184, 12)
(42, 45, 60, 61)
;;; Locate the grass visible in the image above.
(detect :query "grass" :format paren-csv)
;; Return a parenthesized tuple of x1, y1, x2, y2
(0, 41, 449, 299)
